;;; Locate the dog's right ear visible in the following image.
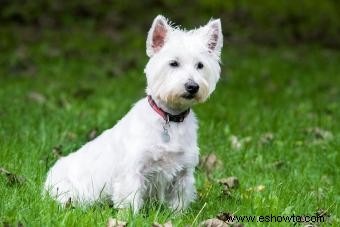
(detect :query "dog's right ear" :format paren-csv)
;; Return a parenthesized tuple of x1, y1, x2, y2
(146, 15, 171, 57)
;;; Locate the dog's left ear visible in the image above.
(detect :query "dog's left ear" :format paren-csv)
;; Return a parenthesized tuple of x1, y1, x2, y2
(203, 19, 223, 57)
(146, 15, 171, 57)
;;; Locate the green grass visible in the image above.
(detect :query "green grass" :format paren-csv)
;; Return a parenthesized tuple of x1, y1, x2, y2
(0, 25, 339, 226)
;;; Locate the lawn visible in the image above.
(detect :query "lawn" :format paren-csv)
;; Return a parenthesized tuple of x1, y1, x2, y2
(0, 25, 339, 226)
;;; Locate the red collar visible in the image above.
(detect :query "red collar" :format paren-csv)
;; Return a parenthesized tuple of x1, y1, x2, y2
(147, 95, 190, 123)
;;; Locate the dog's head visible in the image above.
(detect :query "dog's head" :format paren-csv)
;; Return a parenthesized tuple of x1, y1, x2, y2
(144, 15, 223, 110)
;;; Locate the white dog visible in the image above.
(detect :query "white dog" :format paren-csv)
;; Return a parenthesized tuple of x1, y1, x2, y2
(44, 15, 223, 213)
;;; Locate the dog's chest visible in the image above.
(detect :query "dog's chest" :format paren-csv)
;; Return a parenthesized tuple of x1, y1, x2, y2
(143, 144, 187, 176)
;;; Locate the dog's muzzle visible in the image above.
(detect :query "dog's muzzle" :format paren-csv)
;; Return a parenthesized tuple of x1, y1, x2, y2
(183, 80, 199, 99)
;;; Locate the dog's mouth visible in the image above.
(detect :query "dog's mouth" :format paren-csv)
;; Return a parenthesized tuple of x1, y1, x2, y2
(181, 93, 196, 100)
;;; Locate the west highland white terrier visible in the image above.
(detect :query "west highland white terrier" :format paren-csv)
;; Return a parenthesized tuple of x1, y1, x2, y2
(44, 15, 223, 213)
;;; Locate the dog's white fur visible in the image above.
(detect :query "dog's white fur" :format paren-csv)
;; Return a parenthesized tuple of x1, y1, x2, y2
(44, 15, 223, 213)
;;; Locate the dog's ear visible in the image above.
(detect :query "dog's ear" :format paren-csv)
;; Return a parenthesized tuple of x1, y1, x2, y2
(146, 15, 171, 57)
(203, 19, 223, 57)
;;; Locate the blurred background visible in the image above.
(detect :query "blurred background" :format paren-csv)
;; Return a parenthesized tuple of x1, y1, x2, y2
(1, 0, 339, 81)
(1, 1, 339, 225)
(1, 0, 340, 47)
(1, 0, 340, 88)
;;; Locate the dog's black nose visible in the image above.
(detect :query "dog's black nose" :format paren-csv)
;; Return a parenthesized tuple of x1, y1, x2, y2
(185, 80, 199, 94)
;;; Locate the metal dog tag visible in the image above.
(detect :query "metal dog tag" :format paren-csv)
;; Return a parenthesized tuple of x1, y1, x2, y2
(161, 128, 170, 143)
(162, 116, 170, 143)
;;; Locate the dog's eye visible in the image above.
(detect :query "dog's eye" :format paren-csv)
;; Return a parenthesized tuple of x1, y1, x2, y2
(169, 60, 179, 67)
(197, 62, 204, 69)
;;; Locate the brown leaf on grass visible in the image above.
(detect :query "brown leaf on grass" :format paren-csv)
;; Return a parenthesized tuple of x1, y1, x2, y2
(315, 208, 331, 219)
(67, 132, 77, 140)
(199, 153, 223, 173)
(65, 198, 73, 209)
(255, 185, 265, 192)
(230, 135, 252, 150)
(216, 212, 235, 225)
(305, 127, 333, 141)
(199, 218, 229, 227)
(271, 160, 285, 169)
(87, 128, 98, 141)
(152, 221, 173, 227)
(0, 167, 26, 186)
(27, 91, 46, 104)
(52, 145, 63, 158)
(107, 218, 127, 227)
(218, 177, 240, 189)
(218, 177, 239, 197)
(260, 132, 274, 145)
(246, 184, 266, 193)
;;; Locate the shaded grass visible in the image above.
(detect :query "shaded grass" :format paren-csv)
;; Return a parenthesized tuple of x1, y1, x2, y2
(0, 25, 339, 226)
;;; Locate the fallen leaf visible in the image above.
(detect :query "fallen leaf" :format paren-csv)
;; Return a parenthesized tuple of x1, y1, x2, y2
(255, 185, 265, 192)
(218, 176, 239, 189)
(230, 135, 252, 150)
(27, 91, 46, 104)
(67, 132, 77, 140)
(216, 212, 235, 224)
(315, 208, 330, 219)
(0, 167, 26, 186)
(65, 198, 73, 209)
(271, 160, 285, 169)
(152, 221, 173, 227)
(199, 218, 229, 227)
(107, 218, 127, 227)
(87, 128, 98, 140)
(230, 135, 241, 150)
(305, 127, 333, 141)
(52, 145, 63, 158)
(260, 132, 274, 144)
(200, 153, 222, 173)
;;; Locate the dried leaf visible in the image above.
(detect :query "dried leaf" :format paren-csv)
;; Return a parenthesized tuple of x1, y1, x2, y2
(87, 128, 98, 140)
(305, 127, 333, 141)
(260, 132, 274, 144)
(0, 167, 26, 186)
(52, 145, 63, 158)
(271, 160, 285, 169)
(230, 135, 252, 150)
(28, 91, 46, 104)
(216, 212, 235, 224)
(107, 218, 127, 227)
(255, 185, 265, 192)
(315, 208, 330, 219)
(218, 176, 239, 189)
(200, 153, 222, 172)
(199, 218, 229, 227)
(65, 198, 73, 209)
(67, 132, 77, 140)
(230, 135, 241, 150)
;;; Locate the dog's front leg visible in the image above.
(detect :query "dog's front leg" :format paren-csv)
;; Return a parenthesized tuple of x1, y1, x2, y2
(112, 175, 145, 213)
(166, 168, 196, 212)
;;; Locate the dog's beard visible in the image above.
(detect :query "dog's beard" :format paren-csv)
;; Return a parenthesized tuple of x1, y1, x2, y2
(151, 80, 210, 110)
